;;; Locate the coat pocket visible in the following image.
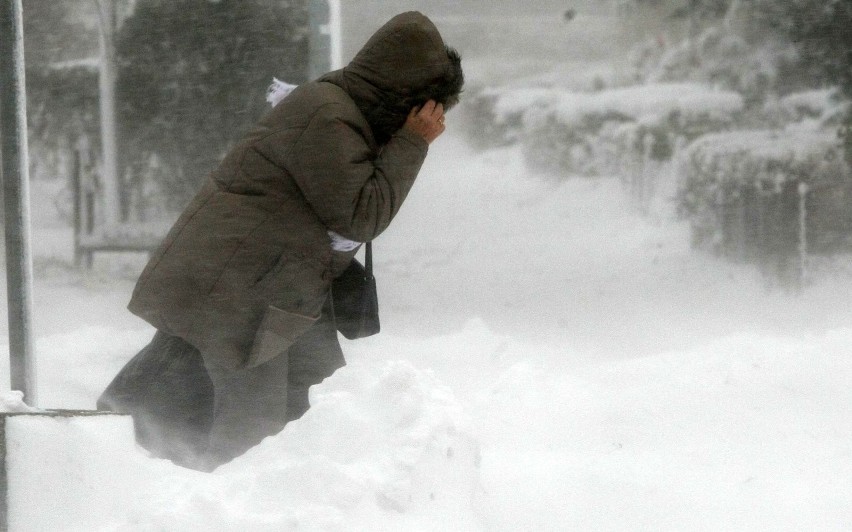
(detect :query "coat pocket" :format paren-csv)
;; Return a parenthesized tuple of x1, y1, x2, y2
(247, 305, 319, 368)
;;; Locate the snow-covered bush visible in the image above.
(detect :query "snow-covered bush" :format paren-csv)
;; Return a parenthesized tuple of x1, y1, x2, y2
(522, 108, 631, 176)
(770, 89, 851, 135)
(625, 9, 799, 108)
(502, 83, 742, 176)
(779, 89, 838, 122)
(676, 128, 851, 282)
(677, 130, 846, 220)
(456, 88, 525, 149)
(648, 26, 792, 108)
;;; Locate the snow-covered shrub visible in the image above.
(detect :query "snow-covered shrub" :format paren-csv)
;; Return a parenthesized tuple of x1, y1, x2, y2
(522, 107, 632, 176)
(456, 88, 525, 149)
(457, 64, 747, 177)
(626, 36, 667, 85)
(676, 128, 851, 282)
(752, 88, 849, 133)
(507, 83, 743, 176)
(458, 82, 742, 179)
(779, 89, 838, 122)
(678, 130, 846, 220)
(638, 24, 796, 110)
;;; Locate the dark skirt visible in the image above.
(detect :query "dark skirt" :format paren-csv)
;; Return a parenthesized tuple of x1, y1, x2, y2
(97, 331, 213, 467)
(98, 301, 345, 469)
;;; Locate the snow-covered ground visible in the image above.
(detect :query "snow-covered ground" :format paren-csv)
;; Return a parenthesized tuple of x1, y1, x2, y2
(1, 129, 851, 530)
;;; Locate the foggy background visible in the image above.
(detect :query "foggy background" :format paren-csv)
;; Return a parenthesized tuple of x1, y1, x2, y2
(340, 1, 625, 85)
(8, 0, 851, 388)
(7, 0, 851, 396)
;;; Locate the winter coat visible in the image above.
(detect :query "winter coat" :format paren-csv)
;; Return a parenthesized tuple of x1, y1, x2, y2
(128, 12, 453, 370)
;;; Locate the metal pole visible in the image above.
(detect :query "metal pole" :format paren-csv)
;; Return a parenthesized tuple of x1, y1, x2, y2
(95, 0, 121, 226)
(308, 0, 330, 80)
(0, 0, 37, 404)
(797, 181, 809, 287)
(327, 0, 343, 70)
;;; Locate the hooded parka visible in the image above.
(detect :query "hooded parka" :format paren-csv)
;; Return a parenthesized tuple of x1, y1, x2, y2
(128, 11, 454, 370)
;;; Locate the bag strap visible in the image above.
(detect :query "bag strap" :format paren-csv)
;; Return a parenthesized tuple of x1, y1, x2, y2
(365, 242, 373, 275)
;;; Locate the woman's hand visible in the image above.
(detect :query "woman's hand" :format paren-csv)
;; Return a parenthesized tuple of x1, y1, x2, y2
(403, 100, 445, 144)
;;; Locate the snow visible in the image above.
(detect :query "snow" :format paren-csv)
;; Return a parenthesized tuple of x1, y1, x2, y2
(475, 330, 852, 530)
(488, 83, 743, 126)
(3, 413, 163, 532)
(678, 128, 844, 194)
(779, 88, 837, 119)
(48, 57, 100, 71)
(2, 131, 851, 530)
(116, 358, 481, 531)
(6, 2, 851, 527)
(0, 391, 41, 413)
(685, 129, 840, 164)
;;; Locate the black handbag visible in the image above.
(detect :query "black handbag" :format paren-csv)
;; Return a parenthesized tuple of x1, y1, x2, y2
(331, 242, 380, 339)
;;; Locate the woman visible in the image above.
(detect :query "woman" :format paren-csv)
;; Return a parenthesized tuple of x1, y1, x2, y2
(98, 11, 464, 470)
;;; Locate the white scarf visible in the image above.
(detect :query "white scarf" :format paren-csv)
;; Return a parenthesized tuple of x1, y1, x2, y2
(265, 78, 297, 107)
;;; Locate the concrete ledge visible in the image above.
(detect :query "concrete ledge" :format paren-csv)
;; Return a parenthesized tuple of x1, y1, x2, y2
(0, 410, 134, 531)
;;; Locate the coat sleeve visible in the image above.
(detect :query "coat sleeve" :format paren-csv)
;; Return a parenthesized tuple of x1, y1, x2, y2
(287, 103, 429, 243)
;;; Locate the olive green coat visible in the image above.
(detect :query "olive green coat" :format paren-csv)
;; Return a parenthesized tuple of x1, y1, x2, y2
(128, 12, 451, 370)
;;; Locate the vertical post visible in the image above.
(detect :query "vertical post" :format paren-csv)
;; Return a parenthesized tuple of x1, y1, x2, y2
(756, 183, 768, 272)
(85, 191, 95, 268)
(95, 0, 121, 227)
(308, 0, 331, 80)
(327, 0, 342, 70)
(741, 183, 757, 262)
(0, 0, 37, 404)
(73, 147, 83, 267)
(797, 181, 809, 286)
(309, 0, 342, 79)
(640, 132, 653, 212)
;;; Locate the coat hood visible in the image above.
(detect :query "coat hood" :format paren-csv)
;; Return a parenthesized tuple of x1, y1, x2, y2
(344, 11, 450, 95)
(319, 12, 454, 137)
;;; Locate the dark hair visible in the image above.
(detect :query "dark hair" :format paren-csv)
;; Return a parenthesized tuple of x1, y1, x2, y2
(410, 46, 464, 110)
(365, 46, 464, 144)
